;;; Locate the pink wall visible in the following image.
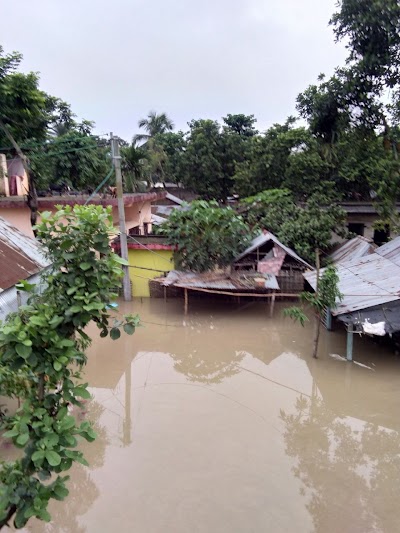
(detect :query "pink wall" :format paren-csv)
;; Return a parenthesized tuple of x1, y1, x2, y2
(0, 200, 153, 239)
(0, 207, 34, 237)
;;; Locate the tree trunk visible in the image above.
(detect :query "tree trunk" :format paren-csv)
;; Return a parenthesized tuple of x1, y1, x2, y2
(312, 312, 321, 359)
(0, 119, 38, 234)
(313, 248, 321, 359)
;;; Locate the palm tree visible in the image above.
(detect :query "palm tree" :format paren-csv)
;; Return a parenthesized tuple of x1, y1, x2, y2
(121, 142, 149, 191)
(134, 111, 174, 143)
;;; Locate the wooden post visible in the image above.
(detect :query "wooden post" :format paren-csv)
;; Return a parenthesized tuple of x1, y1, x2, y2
(184, 288, 188, 315)
(164, 285, 167, 302)
(270, 291, 276, 317)
(16, 290, 22, 309)
(346, 323, 354, 361)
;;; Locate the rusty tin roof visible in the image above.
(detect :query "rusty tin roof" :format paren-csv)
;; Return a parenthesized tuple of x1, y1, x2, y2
(0, 217, 49, 291)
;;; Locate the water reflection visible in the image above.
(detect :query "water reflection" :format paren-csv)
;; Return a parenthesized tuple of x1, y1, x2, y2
(280, 393, 400, 532)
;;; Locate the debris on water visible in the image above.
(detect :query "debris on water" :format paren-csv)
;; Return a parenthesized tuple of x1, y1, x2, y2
(329, 353, 347, 362)
(353, 361, 375, 371)
(106, 302, 119, 309)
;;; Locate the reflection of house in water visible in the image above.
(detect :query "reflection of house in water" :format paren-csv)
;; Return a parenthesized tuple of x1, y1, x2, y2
(280, 352, 400, 533)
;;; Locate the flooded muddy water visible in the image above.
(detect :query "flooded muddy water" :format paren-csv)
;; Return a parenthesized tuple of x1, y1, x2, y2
(5, 299, 400, 532)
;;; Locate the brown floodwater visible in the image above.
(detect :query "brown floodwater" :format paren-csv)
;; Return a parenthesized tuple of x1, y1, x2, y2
(4, 298, 400, 533)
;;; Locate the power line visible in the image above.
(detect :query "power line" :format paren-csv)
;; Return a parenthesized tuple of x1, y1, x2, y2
(127, 235, 174, 265)
(0, 132, 110, 153)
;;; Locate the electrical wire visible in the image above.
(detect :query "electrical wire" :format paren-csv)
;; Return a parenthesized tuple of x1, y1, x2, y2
(84, 167, 115, 205)
(127, 235, 174, 265)
(0, 132, 110, 153)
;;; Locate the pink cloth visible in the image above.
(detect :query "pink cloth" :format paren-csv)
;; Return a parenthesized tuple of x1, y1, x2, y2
(257, 245, 285, 275)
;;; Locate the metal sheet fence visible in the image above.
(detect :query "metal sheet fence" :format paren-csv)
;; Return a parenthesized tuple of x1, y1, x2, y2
(0, 273, 47, 322)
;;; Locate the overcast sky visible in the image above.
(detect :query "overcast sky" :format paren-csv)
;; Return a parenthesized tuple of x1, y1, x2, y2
(2, 0, 347, 141)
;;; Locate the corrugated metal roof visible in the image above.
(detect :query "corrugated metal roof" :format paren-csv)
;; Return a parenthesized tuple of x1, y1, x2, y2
(235, 231, 312, 269)
(304, 252, 400, 316)
(375, 236, 400, 266)
(151, 214, 167, 225)
(329, 236, 376, 265)
(0, 217, 50, 291)
(162, 270, 280, 290)
(165, 192, 184, 205)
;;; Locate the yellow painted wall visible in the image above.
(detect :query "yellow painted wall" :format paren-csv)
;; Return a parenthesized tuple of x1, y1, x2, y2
(128, 248, 174, 297)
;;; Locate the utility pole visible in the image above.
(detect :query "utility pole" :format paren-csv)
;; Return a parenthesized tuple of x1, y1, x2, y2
(111, 133, 132, 301)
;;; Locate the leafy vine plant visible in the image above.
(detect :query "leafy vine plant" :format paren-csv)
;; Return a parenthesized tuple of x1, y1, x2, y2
(0, 205, 139, 529)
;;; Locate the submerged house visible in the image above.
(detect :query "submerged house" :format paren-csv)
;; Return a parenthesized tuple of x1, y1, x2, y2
(233, 231, 312, 293)
(151, 231, 313, 310)
(0, 217, 50, 321)
(304, 235, 400, 360)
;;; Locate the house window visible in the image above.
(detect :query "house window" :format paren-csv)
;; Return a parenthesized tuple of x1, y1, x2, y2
(348, 223, 365, 236)
(374, 227, 390, 246)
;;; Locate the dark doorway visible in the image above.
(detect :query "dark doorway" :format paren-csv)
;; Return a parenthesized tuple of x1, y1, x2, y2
(348, 223, 365, 237)
(373, 226, 390, 246)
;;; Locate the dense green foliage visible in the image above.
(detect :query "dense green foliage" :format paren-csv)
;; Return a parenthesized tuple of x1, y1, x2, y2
(0, 206, 139, 529)
(156, 200, 251, 272)
(0, 46, 109, 192)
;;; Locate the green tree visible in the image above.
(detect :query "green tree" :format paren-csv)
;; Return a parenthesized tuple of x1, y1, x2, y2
(0, 205, 139, 529)
(155, 131, 187, 184)
(134, 111, 174, 144)
(284, 265, 342, 358)
(233, 119, 328, 198)
(120, 141, 149, 191)
(182, 120, 227, 200)
(278, 187, 347, 263)
(222, 114, 258, 137)
(157, 200, 251, 272)
(240, 189, 296, 233)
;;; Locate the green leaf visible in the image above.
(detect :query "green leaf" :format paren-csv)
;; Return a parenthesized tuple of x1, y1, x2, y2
(69, 305, 82, 314)
(123, 323, 135, 335)
(15, 280, 36, 292)
(38, 509, 51, 522)
(29, 315, 46, 327)
(53, 485, 69, 501)
(15, 343, 32, 359)
(59, 339, 75, 347)
(73, 386, 91, 399)
(113, 255, 129, 265)
(43, 433, 59, 447)
(79, 262, 92, 271)
(53, 361, 62, 372)
(45, 450, 61, 466)
(100, 329, 108, 338)
(16, 432, 30, 446)
(110, 328, 121, 340)
(3, 427, 19, 438)
(31, 450, 45, 462)
(66, 286, 78, 295)
(60, 415, 76, 431)
(57, 406, 68, 420)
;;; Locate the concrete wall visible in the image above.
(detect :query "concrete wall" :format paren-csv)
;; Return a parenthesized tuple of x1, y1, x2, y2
(0, 200, 154, 239)
(128, 248, 174, 297)
(7, 158, 29, 196)
(0, 207, 34, 237)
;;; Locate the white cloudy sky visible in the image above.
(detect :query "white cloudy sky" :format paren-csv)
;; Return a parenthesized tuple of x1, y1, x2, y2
(2, 0, 347, 140)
